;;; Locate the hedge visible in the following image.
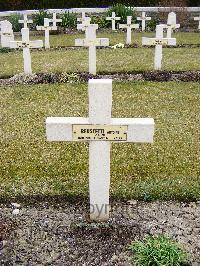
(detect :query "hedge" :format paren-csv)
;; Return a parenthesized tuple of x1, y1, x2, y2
(0, 0, 199, 11)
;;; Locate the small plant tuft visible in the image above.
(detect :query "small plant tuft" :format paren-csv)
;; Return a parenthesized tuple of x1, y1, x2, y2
(129, 235, 189, 266)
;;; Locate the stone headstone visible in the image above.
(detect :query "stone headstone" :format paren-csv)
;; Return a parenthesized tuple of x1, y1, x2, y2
(0, 20, 14, 48)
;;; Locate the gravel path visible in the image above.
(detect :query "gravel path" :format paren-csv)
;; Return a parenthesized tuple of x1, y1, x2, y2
(0, 201, 199, 265)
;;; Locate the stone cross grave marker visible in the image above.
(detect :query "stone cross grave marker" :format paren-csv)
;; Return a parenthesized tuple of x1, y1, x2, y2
(77, 11, 87, 23)
(77, 17, 91, 31)
(119, 16, 139, 45)
(0, 20, 14, 48)
(137, 12, 151, 31)
(18, 14, 33, 28)
(46, 79, 155, 221)
(142, 24, 176, 70)
(106, 12, 121, 30)
(49, 13, 62, 27)
(9, 28, 43, 74)
(36, 18, 57, 49)
(75, 24, 109, 75)
(194, 15, 200, 30)
(166, 12, 180, 38)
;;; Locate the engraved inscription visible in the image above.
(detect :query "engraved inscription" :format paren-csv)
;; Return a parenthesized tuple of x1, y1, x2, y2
(73, 125, 128, 141)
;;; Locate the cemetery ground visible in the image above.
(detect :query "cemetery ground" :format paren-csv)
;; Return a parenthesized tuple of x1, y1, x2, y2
(0, 29, 200, 265)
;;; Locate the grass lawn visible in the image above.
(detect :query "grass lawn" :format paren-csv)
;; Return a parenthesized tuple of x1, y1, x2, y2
(23, 31, 200, 47)
(0, 47, 200, 78)
(0, 81, 199, 201)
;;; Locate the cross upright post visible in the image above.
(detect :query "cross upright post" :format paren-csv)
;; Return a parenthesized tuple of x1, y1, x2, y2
(75, 24, 109, 75)
(19, 14, 33, 28)
(142, 24, 176, 70)
(137, 12, 151, 31)
(119, 16, 139, 45)
(46, 79, 155, 221)
(77, 17, 91, 32)
(106, 12, 121, 30)
(36, 18, 57, 49)
(77, 11, 87, 23)
(194, 15, 200, 30)
(49, 13, 62, 27)
(9, 28, 43, 74)
(166, 12, 180, 38)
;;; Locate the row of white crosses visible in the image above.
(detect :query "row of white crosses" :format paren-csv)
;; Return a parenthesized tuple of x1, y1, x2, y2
(46, 79, 155, 221)
(75, 19, 109, 75)
(106, 11, 151, 31)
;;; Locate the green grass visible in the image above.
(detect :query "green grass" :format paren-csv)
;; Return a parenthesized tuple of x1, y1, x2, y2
(19, 31, 200, 47)
(0, 81, 199, 201)
(129, 235, 189, 266)
(0, 47, 200, 78)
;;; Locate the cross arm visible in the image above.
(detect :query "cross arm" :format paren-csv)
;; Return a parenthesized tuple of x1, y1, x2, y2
(142, 37, 176, 46)
(9, 40, 43, 48)
(46, 117, 154, 143)
(36, 26, 57, 31)
(75, 38, 109, 47)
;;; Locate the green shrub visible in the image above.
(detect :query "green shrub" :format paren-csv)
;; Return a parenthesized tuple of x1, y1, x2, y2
(60, 12, 77, 29)
(0, 47, 12, 53)
(107, 3, 137, 24)
(129, 235, 189, 266)
(146, 16, 160, 31)
(8, 13, 22, 32)
(33, 10, 51, 27)
(91, 15, 109, 29)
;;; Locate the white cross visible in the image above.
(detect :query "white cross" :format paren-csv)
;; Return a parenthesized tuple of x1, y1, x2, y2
(77, 11, 87, 23)
(36, 18, 57, 49)
(166, 12, 180, 38)
(75, 24, 109, 75)
(49, 13, 62, 27)
(119, 16, 139, 45)
(77, 17, 91, 31)
(18, 14, 33, 28)
(137, 12, 151, 31)
(142, 24, 176, 70)
(106, 12, 121, 31)
(9, 28, 43, 74)
(46, 79, 155, 221)
(0, 20, 14, 48)
(194, 14, 200, 30)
